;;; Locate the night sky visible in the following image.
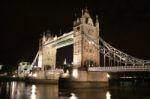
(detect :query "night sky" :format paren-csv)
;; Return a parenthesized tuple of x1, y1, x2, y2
(0, 0, 150, 66)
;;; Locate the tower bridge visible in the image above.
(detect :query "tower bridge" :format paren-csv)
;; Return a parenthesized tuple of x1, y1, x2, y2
(20, 8, 150, 86)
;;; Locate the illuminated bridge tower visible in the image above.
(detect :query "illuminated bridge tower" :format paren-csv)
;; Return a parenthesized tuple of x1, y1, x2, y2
(73, 9, 100, 68)
(67, 9, 109, 85)
(39, 31, 57, 70)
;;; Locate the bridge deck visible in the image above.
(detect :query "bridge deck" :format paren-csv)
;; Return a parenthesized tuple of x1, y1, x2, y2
(88, 66, 150, 72)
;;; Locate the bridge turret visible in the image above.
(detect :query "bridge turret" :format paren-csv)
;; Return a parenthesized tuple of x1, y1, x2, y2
(95, 15, 100, 38)
(73, 8, 100, 68)
(42, 32, 46, 43)
(82, 8, 94, 25)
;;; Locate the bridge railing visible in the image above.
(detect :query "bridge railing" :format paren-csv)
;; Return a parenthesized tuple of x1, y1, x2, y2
(46, 69, 64, 73)
(88, 65, 150, 72)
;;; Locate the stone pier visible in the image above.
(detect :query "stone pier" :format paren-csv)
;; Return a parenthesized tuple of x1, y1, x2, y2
(59, 69, 108, 88)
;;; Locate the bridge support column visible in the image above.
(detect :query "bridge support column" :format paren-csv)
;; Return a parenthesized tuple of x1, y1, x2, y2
(59, 69, 108, 88)
(42, 45, 57, 70)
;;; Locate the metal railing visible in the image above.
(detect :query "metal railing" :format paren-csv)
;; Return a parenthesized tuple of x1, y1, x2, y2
(88, 65, 150, 72)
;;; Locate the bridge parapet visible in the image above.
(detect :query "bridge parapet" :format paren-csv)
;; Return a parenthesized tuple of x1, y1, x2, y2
(88, 65, 150, 72)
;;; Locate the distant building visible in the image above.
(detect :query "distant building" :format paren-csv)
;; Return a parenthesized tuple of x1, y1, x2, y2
(18, 62, 31, 77)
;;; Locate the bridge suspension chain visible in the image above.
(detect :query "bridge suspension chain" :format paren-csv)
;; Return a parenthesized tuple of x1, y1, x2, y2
(24, 51, 39, 74)
(83, 32, 150, 66)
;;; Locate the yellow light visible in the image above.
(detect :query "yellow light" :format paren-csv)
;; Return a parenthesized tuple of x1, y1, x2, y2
(72, 69, 78, 79)
(71, 35, 74, 38)
(107, 73, 110, 78)
(38, 54, 42, 68)
(29, 73, 32, 77)
(54, 36, 57, 40)
(70, 93, 78, 99)
(11, 82, 16, 98)
(62, 70, 69, 78)
(33, 73, 37, 77)
(31, 85, 36, 99)
(106, 91, 111, 99)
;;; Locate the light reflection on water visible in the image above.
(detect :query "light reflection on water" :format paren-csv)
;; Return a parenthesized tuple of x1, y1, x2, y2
(106, 91, 111, 99)
(0, 81, 150, 99)
(31, 85, 36, 99)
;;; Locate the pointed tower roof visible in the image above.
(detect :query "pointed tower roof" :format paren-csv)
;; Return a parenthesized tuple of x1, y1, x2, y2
(46, 29, 51, 34)
(83, 7, 90, 18)
(96, 15, 99, 24)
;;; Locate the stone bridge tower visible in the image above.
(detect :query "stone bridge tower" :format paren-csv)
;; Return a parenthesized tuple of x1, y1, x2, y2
(73, 9, 100, 68)
(38, 9, 100, 70)
(38, 31, 57, 70)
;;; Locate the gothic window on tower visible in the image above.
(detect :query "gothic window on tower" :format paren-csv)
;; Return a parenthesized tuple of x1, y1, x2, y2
(78, 49, 80, 53)
(89, 49, 93, 53)
(86, 18, 88, 24)
(77, 27, 80, 31)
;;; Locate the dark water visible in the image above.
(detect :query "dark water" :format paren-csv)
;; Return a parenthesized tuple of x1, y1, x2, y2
(0, 81, 150, 99)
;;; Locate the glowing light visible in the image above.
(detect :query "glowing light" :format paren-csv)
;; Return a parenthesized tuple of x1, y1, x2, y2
(63, 33, 67, 36)
(64, 58, 67, 65)
(29, 73, 32, 77)
(11, 82, 16, 98)
(31, 85, 36, 99)
(88, 41, 94, 45)
(88, 41, 92, 44)
(38, 54, 42, 68)
(106, 91, 111, 99)
(62, 70, 69, 78)
(122, 58, 126, 61)
(107, 73, 110, 78)
(33, 73, 37, 77)
(71, 62, 74, 65)
(72, 69, 78, 79)
(54, 36, 57, 40)
(71, 35, 74, 38)
(70, 93, 78, 99)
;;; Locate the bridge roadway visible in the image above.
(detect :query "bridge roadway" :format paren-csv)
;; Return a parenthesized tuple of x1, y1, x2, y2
(88, 65, 150, 72)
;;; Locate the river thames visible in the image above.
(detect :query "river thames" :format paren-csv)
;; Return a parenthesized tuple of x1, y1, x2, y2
(0, 80, 150, 99)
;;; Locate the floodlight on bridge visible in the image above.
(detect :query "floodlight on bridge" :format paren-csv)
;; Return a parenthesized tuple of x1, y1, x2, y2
(72, 69, 78, 79)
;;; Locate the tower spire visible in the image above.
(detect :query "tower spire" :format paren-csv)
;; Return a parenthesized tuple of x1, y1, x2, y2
(59, 28, 62, 36)
(42, 32, 46, 42)
(81, 9, 84, 17)
(95, 15, 100, 37)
